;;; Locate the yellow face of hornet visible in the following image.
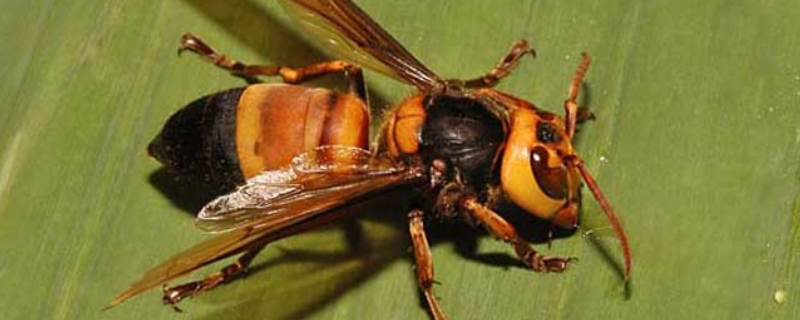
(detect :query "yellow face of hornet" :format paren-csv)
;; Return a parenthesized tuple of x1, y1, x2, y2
(500, 108, 582, 229)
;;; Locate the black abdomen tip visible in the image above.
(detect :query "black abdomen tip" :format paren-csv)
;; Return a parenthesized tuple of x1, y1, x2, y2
(148, 87, 246, 192)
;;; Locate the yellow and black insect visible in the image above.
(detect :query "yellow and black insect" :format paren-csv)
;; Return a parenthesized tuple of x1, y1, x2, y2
(110, 1, 632, 319)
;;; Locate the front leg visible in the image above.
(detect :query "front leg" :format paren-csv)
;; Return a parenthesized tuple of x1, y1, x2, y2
(409, 209, 449, 320)
(460, 196, 574, 272)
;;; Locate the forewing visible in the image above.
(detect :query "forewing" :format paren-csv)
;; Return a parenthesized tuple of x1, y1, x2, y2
(197, 146, 410, 232)
(279, 0, 443, 90)
(109, 147, 424, 307)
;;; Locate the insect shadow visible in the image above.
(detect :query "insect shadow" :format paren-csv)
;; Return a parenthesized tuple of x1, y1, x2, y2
(148, 167, 220, 213)
(182, 191, 577, 320)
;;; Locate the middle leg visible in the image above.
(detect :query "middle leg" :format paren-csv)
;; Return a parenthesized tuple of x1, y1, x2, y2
(409, 209, 449, 320)
(461, 39, 536, 88)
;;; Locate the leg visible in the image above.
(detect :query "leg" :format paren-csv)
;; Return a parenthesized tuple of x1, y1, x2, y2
(462, 39, 535, 88)
(409, 209, 449, 320)
(178, 33, 367, 100)
(460, 196, 574, 272)
(564, 52, 592, 138)
(162, 244, 267, 307)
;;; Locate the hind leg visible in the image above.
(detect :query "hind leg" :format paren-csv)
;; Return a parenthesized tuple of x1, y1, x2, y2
(178, 33, 366, 99)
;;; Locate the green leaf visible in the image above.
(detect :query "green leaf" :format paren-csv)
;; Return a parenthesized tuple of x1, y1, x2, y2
(1, 0, 798, 319)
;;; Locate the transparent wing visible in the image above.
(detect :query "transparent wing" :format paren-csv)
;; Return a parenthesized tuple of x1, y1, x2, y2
(196, 146, 411, 232)
(279, 0, 443, 91)
(109, 146, 424, 307)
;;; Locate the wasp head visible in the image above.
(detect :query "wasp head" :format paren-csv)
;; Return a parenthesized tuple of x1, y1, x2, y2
(499, 104, 631, 279)
(500, 108, 582, 229)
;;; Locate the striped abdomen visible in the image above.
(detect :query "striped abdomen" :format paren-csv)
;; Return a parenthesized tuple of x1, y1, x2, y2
(148, 84, 369, 192)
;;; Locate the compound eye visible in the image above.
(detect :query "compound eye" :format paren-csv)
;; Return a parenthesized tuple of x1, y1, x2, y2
(536, 122, 561, 144)
(530, 146, 567, 199)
